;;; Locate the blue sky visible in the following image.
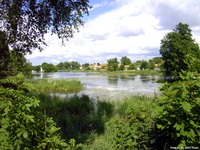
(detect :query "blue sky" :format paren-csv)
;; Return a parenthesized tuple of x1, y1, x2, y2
(26, 0, 200, 66)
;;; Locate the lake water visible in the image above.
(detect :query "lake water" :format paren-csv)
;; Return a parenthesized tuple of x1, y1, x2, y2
(32, 72, 162, 100)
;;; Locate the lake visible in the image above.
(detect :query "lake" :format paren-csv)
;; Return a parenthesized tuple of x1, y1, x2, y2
(32, 72, 163, 100)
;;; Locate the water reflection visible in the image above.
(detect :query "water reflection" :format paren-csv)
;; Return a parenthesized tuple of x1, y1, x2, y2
(108, 76, 118, 86)
(120, 75, 135, 82)
(140, 76, 151, 83)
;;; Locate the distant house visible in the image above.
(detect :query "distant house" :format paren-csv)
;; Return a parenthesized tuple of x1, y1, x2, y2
(154, 64, 161, 70)
(87, 63, 108, 70)
(124, 65, 130, 70)
(80, 65, 84, 70)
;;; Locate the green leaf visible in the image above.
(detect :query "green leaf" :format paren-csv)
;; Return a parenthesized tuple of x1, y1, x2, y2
(195, 98, 200, 105)
(181, 101, 192, 113)
(23, 132, 28, 139)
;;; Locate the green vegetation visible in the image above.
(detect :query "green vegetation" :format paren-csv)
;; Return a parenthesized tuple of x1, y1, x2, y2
(120, 56, 132, 65)
(1, 0, 90, 54)
(31, 93, 156, 149)
(160, 22, 200, 79)
(1, 4, 200, 148)
(105, 69, 162, 76)
(0, 32, 32, 78)
(27, 79, 84, 94)
(152, 71, 200, 148)
(107, 57, 119, 71)
(0, 74, 71, 149)
(0, 0, 91, 149)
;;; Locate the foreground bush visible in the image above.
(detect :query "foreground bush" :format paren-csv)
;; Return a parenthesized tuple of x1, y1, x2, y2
(152, 71, 200, 149)
(82, 95, 157, 150)
(0, 74, 76, 149)
(109, 95, 156, 149)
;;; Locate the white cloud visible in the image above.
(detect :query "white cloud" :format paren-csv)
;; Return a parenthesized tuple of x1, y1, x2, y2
(26, 0, 200, 65)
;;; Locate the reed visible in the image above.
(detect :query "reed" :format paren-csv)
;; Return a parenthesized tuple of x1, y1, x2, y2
(27, 79, 84, 94)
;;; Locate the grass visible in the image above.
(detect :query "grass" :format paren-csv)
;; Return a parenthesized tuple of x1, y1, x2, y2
(88, 95, 157, 149)
(71, 69, 163, 76)
(27, 78, 84, 94)
(32, 92, 157, 149)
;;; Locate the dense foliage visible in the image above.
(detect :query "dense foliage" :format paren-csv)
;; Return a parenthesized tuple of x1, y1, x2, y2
(0, 74, 70, 149)
(35, 94, 114, 144)
(109, 95, 156, 149)
(107, 57, 119, 71)
(152, 71, 200, 149)
(0, 0, 90, 54)
(160, 23, 200, 79)
(120, 56, 131, 65)
(42, 62, 58, 72)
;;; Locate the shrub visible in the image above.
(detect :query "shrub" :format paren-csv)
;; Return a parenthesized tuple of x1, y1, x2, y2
(0, 73, 71, 149)
(109, 95, 156, 149)
(152, 71, 200, 149)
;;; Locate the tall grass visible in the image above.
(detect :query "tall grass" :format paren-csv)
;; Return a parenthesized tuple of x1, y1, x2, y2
(79, 95, 157, 149)
(27, 79, 84, 94)
(32, 92, 158, 149)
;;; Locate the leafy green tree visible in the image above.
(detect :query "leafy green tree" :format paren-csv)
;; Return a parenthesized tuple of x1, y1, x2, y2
(0, 32, 32, 77)
(70, 61, 80, 70)
(107, 58, 119, 71)
(128, 63, 136, 70)
(0, 0, 90, 54)
(0, 30, 12, 78)
(64, 62, 71, 70)
(42, 62, 58, 72)
(152, 57, 163, 65)
(120, 56, 131, 65)
(8, 50, 32, 76)
(140, 60, 148, 70)
(152, 71, 200, 148)
(148, 59, 155, 70)
(160, 22, 200, 79)
(32, 65, 41, 72)
(118, 64, 125, 71)
(57, 62, 65, 70)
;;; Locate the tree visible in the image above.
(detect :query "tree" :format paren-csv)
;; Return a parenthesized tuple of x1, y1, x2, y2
(42, 62, 57, 72)
(70, 61, 80, 70)
(107, 58, 119, 71)
(0, 32, 32, 78)
(118, 64, 125, 71)
(32, 65, 41, 72)
(120, 56, 131, 65)
(148, 59, 155, 70)
(140, 60, 148, 70)
(0, 0, 91, 54)
(160, 22, 200, 79)
(152, 57, 163, 65)
(128, 64, 136, 70)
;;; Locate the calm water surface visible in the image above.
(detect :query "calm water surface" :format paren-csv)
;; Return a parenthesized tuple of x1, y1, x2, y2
(33, 72, 162, 100)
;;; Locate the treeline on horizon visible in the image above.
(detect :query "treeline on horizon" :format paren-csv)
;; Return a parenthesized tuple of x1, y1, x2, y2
(31, 56, 164, 73)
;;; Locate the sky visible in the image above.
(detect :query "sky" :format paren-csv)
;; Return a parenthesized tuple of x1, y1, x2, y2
(26, 0, 200, 66)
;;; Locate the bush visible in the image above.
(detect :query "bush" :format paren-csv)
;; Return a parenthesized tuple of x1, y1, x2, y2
(152, 71, 200, 149)
(108, 95, 156, 149)
(0, 73, 69, 149)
